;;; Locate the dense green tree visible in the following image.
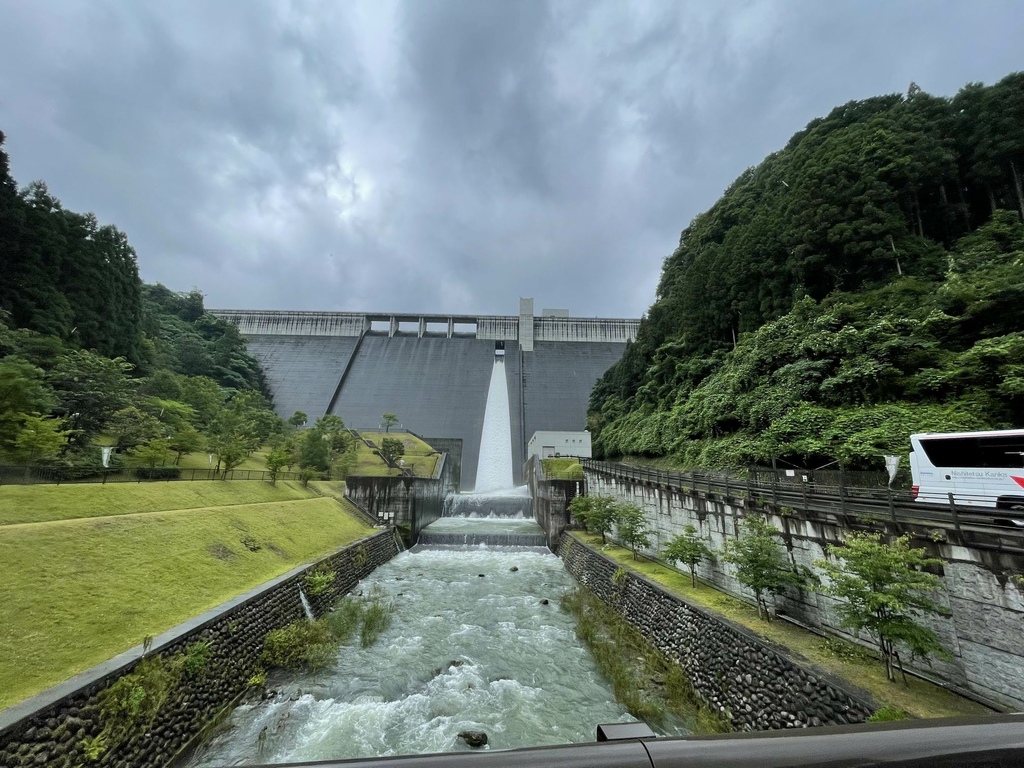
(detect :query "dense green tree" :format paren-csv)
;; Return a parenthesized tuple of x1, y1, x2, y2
(382, 413, 399, 432)
(298, 428, 330, 472)
(288, 411, 308, 428)
(0, 357, 54, 448)
(379, 437, 405, 467)
(48, 349, 134, 449)
(11, 414, 68, 464)
(108, 405, 164, 452)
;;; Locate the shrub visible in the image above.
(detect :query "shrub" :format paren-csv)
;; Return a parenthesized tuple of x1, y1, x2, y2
(326, 598, 364, 644)
(304, 568, 336, 597)
(180, 641, 210, 678)
(98, 656, 179, 745)
(261, 620, 337, 671)
(135, 466, 181, 480)
(867, 705, 910, 722)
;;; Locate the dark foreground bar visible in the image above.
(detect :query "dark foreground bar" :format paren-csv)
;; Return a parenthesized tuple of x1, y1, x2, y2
(251, 715, 1024, 768)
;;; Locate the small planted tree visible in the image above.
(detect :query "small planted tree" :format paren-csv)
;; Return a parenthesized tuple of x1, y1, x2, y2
(265, 448, 292, 485)
(663, 525, 713, 587)
(615, 503, 651, 561)
(570, 495, 618, 543)
(288, 411, 308, 428)
(816, 533, 947, 684)
(723, 516, 802, 621)
(381, 412, 399, 433)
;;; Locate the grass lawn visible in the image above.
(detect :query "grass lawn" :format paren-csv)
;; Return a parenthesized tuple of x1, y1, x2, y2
(541, 457, 584, 479)
(0, 480, 311, 525)
(571, 532, 992, 720)
(350, 432, 440, 478)
(0, 496, 374, 710)
(176, 445, 271, 471)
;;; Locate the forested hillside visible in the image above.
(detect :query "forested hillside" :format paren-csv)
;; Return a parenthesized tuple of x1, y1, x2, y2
(0, 130, 281, 471)
(590, 74, 1024, 470)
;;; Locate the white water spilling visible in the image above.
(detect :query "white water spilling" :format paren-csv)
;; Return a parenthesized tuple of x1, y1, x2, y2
(299, 588, 314, 621)
(186, 549, 634, 765)
(473, 359, 514, 493)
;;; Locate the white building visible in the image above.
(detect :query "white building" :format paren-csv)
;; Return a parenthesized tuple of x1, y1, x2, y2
(528, 430, 592, 461)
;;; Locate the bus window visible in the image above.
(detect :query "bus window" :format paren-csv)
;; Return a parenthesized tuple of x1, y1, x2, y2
(919, 436, 1024, 469)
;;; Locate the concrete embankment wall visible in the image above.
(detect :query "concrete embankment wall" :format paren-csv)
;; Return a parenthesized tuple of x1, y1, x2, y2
(345, 474, 456, 539)
(586, 469, 1024, 711)
(524, 456, 581, 550)
(559, 535, 875, 731)
(0, 531, 400, 768)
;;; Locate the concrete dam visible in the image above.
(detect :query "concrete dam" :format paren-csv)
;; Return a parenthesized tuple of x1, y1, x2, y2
(212, 299, 638, 489)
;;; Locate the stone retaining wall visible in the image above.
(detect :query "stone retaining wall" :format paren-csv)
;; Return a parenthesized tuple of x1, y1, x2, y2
(559, 535, 875, 731)
(0, 530, 400, 768)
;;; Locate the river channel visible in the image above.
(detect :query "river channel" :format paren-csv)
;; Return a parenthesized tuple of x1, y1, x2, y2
(186, 545, 635, 765)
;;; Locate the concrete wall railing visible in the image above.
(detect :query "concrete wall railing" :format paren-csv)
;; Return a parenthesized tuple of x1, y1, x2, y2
(584, 464, 1024, 712)
(559, 535, 875, 731)
(210, 309, 639, 345)
(0, 531, 400, 768)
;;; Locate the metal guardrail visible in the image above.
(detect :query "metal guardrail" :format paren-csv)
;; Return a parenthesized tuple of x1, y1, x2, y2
(251, 715, 1024, 768)
(0, 465, 308, 486)
(580, 459, 1024, 550)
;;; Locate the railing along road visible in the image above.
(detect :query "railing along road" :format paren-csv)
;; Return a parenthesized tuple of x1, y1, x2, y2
(581, 459, 1024, 551)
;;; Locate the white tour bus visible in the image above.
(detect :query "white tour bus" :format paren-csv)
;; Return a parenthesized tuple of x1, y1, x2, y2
(910, 429, 1024, 512)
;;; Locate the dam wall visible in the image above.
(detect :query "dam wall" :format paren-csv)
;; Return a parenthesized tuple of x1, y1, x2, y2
(214, 301, 635, 490)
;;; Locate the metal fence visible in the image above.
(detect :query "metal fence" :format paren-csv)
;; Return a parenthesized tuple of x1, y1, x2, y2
(581, 458, 1024, 551)
(0, 465, 308, 486)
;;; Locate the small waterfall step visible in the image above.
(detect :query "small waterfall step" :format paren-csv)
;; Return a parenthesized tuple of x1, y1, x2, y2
(444, 493, 532, 518)
(417, 530, 548, 547)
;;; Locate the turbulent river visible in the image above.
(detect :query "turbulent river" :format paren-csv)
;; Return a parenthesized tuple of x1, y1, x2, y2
(186, 546, 634, 765)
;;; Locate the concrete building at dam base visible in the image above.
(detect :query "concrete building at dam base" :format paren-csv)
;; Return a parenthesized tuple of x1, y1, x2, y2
(212, 299, 638, 490)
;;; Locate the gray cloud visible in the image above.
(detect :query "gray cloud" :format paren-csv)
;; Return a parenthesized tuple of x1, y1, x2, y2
(1, 0, 1021, 318)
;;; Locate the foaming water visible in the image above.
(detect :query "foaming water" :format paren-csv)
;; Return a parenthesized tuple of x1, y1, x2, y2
(473, 359, 513, 492)
(185, 548, 634, 765)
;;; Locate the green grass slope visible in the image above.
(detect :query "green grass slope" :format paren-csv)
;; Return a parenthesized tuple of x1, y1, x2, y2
(0, 497, 374, 710)
(0, 480, 311, 525)
(351, 432, 440, 477)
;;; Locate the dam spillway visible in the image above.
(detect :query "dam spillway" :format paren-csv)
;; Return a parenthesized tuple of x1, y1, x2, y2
(212, 300, 638, 489)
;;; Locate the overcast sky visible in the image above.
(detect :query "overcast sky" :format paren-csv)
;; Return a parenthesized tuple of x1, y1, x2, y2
(1, 1, 1021, 318)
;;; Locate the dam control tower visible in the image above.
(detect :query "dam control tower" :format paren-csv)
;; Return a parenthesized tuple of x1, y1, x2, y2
(211, 299, 638, 489)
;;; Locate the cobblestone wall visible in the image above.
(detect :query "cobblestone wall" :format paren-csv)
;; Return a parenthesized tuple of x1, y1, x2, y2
(560, 536, 875, 731)
(0, 531, 400, 768)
